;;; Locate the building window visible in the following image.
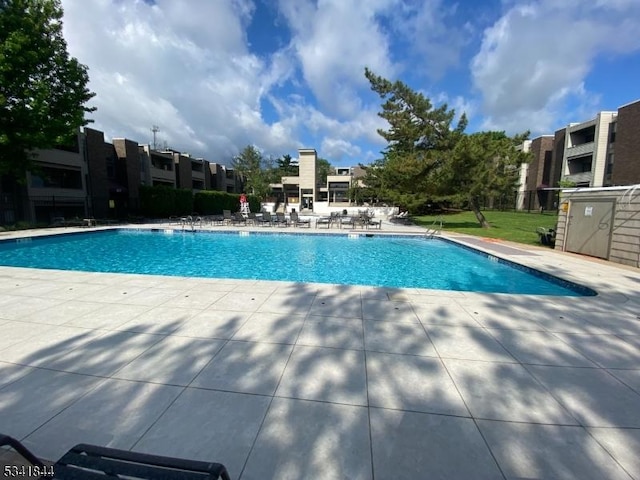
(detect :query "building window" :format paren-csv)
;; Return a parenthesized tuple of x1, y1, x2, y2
(31, 166, 83, 189)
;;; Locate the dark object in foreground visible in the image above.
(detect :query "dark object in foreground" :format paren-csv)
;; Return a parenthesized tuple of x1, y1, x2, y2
(536, 227, 556, 247)
(0, 433, 231, 479)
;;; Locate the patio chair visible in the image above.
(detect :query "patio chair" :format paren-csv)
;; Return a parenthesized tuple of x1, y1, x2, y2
(340, 216, 355, 229)
(315, 216, 332, 229)
(274, 212, 288, 227)
(290, 211, 310, 228)
(0, 433, 231, 480)
(222, 210, 232, 225)
(257, 212, 273, 226)
(247, 212, 257, 225)
(231, 212, 247, 226)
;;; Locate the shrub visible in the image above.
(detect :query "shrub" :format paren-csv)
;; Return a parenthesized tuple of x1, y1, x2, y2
(139, 185, 193, 217)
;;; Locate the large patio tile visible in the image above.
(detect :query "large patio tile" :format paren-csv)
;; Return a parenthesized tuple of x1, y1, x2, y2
(113, 306, 200, 334)
(478, 421, 631, 480)
(0, 368, 102, 441)
(0, 297, 65, 321)
(191, 341, 293, 395)
(231, 313, 305, 344)
(608, 369, 640, 393)
(43, 330, 165, 376)
(118, 287, 184, 306)
(74, 285, 147, 304)
(64, 303, 150, 330)
(113, 336, 225, 386)
(415, 303, 483, 327)
(0, 325, 105, 367)
(242, 398, 371, 480)
(256, 293, 315, 315)
(553, 333, 640, 369)
(486, 329, 597, 366)
(134, 388, 271, 479)
(40, 283, 111, 300)
(527, 365, 640, 427)
(367, 352, 467, 416)
(211, 292, 270, 312)
(588, 427, 640, 479)
(276, 345, 367, 406)
(426, 325, 516, 362)
(22, 379, 183, 462)
(173, 310, 251, 339)
(297, 317, 364, 350)
(165, 289, 227, 309)
(0, 321, 56, 350)
(16, 300, 105, 325)
(308, 296, 362, 319)
(444, 359, 577, 424)
(588, 316, 640, 336)
(529, 309, 607, 334)
(460, 302, 546, 330)
(9, 280, 77, 297)
(363, 320, 436, 356)
(370, 408, 502, 480)
(361, 299, 419, 323)
(232, 281, 279, 295)
(0, 361, 34, 389)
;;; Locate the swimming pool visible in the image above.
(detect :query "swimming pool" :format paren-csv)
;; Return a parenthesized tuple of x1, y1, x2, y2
(0, 230, 594, 296)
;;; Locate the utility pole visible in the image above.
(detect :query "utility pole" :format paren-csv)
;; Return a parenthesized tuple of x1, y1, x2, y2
(151, 125, 160, 150)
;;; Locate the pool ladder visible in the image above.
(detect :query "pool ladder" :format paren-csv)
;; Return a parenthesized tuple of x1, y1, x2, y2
(425, 216, 443, 239)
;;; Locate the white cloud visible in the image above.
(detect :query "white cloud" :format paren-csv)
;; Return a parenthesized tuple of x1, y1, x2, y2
(277, 0, 398, 118)
(60, 0, 299, 163)
(471, 0, 640, 134)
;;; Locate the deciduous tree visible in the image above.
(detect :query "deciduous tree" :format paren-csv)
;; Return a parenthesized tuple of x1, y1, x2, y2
(232, 145, 272, 200)
(439, 131, 530, 227)
(0, 0, 95, 179)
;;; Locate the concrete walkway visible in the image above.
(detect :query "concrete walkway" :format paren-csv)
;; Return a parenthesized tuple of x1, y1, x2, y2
(0, 224, 639, 479)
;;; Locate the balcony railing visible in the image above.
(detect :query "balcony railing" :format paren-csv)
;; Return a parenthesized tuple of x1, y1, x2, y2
(566, 142, 594, 159)
(563, 171, 593, 185)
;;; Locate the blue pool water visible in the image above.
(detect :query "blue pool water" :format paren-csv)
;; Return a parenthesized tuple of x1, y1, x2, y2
(0, 230, 593, 295)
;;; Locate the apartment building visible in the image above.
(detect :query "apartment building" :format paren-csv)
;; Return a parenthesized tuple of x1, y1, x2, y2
(516, 136, 557, 211)
(271, 148, 366, 212)
(21, 133, 89, 223)
(0, 127, 245, 224)
(560, 111, 617, 187)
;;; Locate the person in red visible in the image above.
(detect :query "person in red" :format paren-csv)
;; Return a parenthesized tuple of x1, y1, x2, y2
(240, 193, 247, 204)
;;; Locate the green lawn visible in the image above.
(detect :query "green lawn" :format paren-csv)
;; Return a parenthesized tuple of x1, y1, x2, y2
(413, 210, 558, 245)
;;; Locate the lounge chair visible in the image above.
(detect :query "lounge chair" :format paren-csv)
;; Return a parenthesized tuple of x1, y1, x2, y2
(0, 433, 231, 480)
(316, 216, 332, 229)
(340, 216, 355, 229)
(222, 210, 232, 225)
(257, 212, 273, 226)
(389, 211, 412, 224)
(231, 212, 246, 226)
(274, 212, 289, 227)
(290, 211, 310, 228)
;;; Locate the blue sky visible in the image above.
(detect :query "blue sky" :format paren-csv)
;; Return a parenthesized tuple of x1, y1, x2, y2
(60, 0, 640, 167)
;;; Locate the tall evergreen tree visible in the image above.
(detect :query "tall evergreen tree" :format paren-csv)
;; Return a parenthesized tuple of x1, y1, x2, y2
(0, 0, 95, 179)
(364, 68, 466, 209)
(365, 68, 529, 226)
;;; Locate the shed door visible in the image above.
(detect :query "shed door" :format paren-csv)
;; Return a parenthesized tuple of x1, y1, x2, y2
(565, 199, 615, 259)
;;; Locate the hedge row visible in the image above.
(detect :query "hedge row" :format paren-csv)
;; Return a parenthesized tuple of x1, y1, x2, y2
(194, 190, 260, 214)
(139, 185, 194, 217)
(139, 185, 261, 218)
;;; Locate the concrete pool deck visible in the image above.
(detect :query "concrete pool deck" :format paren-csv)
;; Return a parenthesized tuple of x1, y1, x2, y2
(1, 223, 639, 479)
